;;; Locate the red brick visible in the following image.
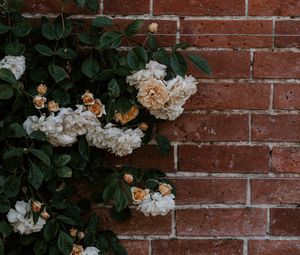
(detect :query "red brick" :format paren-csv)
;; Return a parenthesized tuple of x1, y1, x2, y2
(158, 114, 249, 142)
(103, 145, 175, 172)
(251, 179, 300, 204)
(252, 115, 300, 141)
(249, 0, 300, 16)
(272, 147, 300, 174)
(176, 208, 267, 236)
(23, 0, 91, 14)
(174, 178, 247, 204)
(253, 52, 300, 79)
(178, 145, 269, 173)
(275, 21, 300, 47)
(152, 240, 243, 255)
(154, 0, 245, 16)
(249, 240, 300, 255)
(270, 209, 300, 236)
(274, 84, 300, 109)
(103, 0, 149, 15)
(181, 20, 272, 48)
(120, 240, 148, 255)
(95, 207, 172, 235)
(187, 51, 251, 79)
(185, 83, 271, 110)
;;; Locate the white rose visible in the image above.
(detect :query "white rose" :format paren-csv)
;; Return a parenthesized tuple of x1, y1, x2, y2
(83, 247, 100, 255)
(0, 55, 26, 80)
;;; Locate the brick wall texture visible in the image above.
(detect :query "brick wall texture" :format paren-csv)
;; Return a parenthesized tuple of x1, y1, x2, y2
(24, 0, 300, 254)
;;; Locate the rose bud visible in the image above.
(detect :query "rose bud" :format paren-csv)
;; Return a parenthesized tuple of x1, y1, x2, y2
(36, 84, 48, 95)
(47, 100, 60, 112)
(69, 227, 78, 238)
(77, 231, 85, 240)
(148, 22, 158, 33)
(123, 173, 134, 184)
(81, 90, 95, 105)
(41, 211, 50, 220)
(131, 187, 150, 204)
(158, 183, 172, 196)
(139, 122, 148, 131)
(33, 95, 47, 109)
(31, 201, 42, 213)
(87, 99, 106, 117)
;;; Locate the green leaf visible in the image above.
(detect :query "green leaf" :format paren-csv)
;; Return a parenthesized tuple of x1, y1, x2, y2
(55, 18, 72, 39)
(42, 23, 56, 40)
(172, 42, 190, 51)
(52, 89, 70, 106)
(156, 135, 171, 155)
(6, 0, 23, 12)
(81, 58, 100, 78)
(79, 136, 90, 161)
(4, 41, 25, 55)
(54, 154, 71, 167)
(124, 19, 143, 36)
(43, 219, 59, 241)
(0, 69, 17, 84)
(0, 23, 9, 34)
(0, 221, 13, 238)
(74, 0, 99, 12)
(28, 161, 44, 190)
(188, 54, 211, 75)
(113, 244, 128, 255)
(8, 123, 26, 137)
(56, 166, 72, 178)
(113, 188, 128, 212)
(115, 97, 132, 114)
(148, 35, 158, 51)
(34, 44, 53, 56)
(57, 231, 73, 255)
(153, 49, 170, 66)
(78, 33, 94, 45)
(111, 206, 131, 222)
(0, 84, 13, 99)
(3, 148, 23, 171)
(0, 239, 4, 255)
(100, 31, 122, 49)
(48, 63, 67, 83)
(91, 69, 115, 82)
(102, 177, 118, 202)
(29, 148, 51, 166)
(92, 17, 113, 28)
(11, 21, 32, 37)
(0, 196, 10, 213)
(127, 47, 148, 71)
(56, 48, 77, 59)
(4, 176, 21, 198)
(108, 78, 120, 98)
(29, 130, 48, 141)
(56, 215, 77, 225)
(33, 240, 47, 255)
(170, 52, 187, 77)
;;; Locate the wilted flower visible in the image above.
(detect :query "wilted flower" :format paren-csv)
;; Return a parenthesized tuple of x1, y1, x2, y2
(138, 122, 148, 131)
(31, 201, 42, 213)
(87, 99, 106, 117)
(81, 90, 95, 105)
(114, 106, 139, 125)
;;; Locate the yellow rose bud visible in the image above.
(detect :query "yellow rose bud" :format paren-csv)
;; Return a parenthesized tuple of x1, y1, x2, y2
(77, 231, 85, 240)
(69, 227, 78, 238)
(158, 183, 172, 196)
(47, 100, 60, 112)
(36, 84, 48, 96)
(40, 211, 50, 220)
(114, 106, 139, 125)
(71, 244, 84, 255)
(131, 187, 149, 203)
(87, 99, 105, 117)
(31, 201, 42, 213)
(81, 90, 95, 106)
(123, 174, 134, 184)
(33, 95, 47, 109)
(138, 122, 148, 131)
(148, 22, 158, 33)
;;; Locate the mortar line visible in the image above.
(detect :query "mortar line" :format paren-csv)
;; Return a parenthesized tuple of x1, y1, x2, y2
(272, 19, 276, 48)
(270, 83, 274, 110)
(171, 210, 177, 237)
(174, 144, 178, 171)
(149, 0, 154, 16)
(99, 0, 104, 14)
(148, 239, 152, 255)
(176, 18, 180, 43)
(245, 0, 248, 16)
(246, 178, 251, 206)
(166, 172, 300, 178)
(248, 113, 252, 142)
(243, 239, 248, 255)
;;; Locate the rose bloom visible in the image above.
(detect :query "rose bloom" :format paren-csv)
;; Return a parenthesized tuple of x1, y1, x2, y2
(36, 84, 48, 95)
(33, 95, 47, 109)
(70, 227, 78, 238)
(123, 173, 133, 184)
(137, 78, 169, 111)
(81, 90, 95, 105)
(87, 99, 106, 117)
(114, 106, 139, 125)
(40, 211, 50, 220)
(148, 22, 158, 33)
(131, 187, 150, 204)
(158, 183, 172, 196)
(71, 244, 84, 255)
(31, 201, 42, 213)
(47, 100, 59, 112)
(138, 122, 148, 131)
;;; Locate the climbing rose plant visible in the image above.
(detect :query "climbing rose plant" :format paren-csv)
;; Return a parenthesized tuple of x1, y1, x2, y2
(0, 0, 211, 254)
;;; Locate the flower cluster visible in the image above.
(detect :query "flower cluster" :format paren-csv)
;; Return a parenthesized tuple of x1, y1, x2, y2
(127, 60, 198, 120)
(0, 55, 25, 80)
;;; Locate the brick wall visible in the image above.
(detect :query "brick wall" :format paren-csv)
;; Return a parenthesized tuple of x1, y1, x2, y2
(24, 0, 300, 254)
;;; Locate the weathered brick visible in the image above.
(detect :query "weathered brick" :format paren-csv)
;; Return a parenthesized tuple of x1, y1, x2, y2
(272, 147, 300, 174)
(95, 207, 172, 235)
(176, 208, 267, 236)
(270, 209, 300, 236)
(185, 83, 271, 110)
(178, 145, 269, 173)
(249, 240, 300, 255)
(275, 21, 300, 47)
(152, 240, 243, 255)
(181, 20, 272, 48)
(103, 0, 150, 15)
(174, 178, 247, 204)
(187, 51, 251, 78)
(120, 240, 148, 255)
(253, 52, 300, 79)
(154, 0, 245, 16)
(249, 0, 300, 16)
(103, 145, 175, 172)
(251, 179, 300, 204)
(158, 114, 249, 142)
(274, 84, 300, 109)
(252, 115, 300, 141)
